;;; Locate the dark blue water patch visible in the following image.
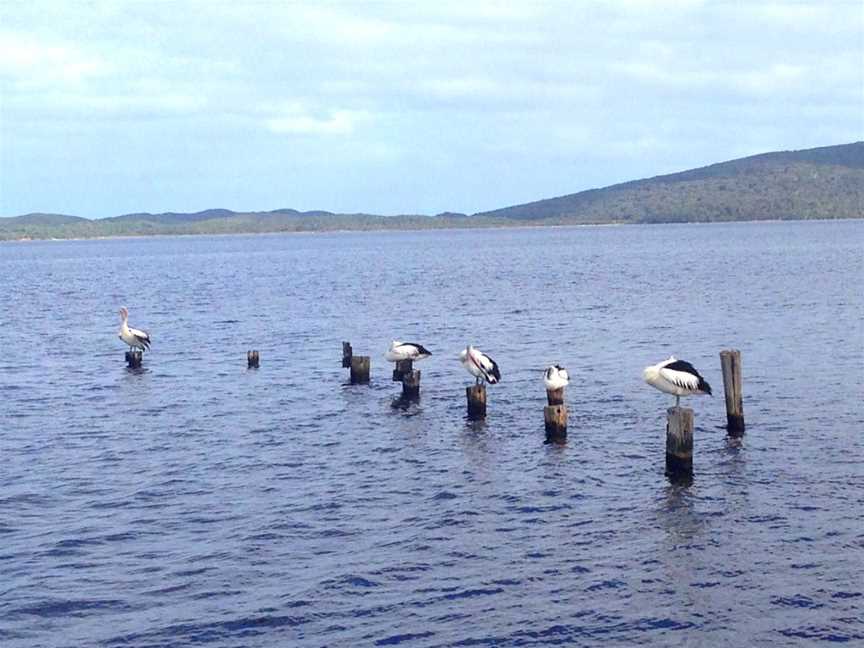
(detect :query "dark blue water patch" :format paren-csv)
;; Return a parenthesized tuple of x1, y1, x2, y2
(190, 589, 246, 600)
(14, 598, 131, 618)
(375, 630, 436, 645)
(831, 591, 862, 599)
(772, 594, 825, 609)
(691, 581, 722, 588)
(104, 613, 311, 647)
(142, 582, 194, 596)
(343, 575, 380, 588)
(442, 587, 505, 601)
(586, 579, 628, 592)
(432, 490, 459, 500)
(779, 625, 864, 642)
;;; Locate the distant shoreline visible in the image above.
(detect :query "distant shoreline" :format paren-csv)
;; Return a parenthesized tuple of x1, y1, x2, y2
(2, 216, 861, 244)
(5, 142, 861, 241)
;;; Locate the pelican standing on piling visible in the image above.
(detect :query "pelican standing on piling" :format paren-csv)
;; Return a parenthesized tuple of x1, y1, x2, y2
(118, 307, 151, 353)
(643, 356, 711, 406)
(385, 340, 432, 362)
(459, 345, 501, 385)
(544, 365, 570, 390)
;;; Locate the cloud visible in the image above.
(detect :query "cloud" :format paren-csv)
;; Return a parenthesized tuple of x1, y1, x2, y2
(0, 31, 109, 84)
(264, 106, 367, 136)
(410, 77, 601, 111)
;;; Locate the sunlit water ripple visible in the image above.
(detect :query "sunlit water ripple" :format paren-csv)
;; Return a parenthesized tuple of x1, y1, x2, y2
(1, 221, 862, 647)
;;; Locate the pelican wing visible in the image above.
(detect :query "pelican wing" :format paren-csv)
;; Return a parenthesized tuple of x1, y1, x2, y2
(486, 358, 501, 384)
(471, 349, 500, 384)
(659, 360, 701, 391)
(387, 342, 431, 361)
(402, 342, 431, 357)
(129, 326, 151, 349)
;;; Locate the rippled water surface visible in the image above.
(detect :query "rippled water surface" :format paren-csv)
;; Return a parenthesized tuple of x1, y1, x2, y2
(1, 221, 863, 647)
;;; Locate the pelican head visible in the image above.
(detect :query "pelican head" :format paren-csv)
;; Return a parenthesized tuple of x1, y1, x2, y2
(119, 307, 128, 320)
(642, 365, 656, 383)
(643, 356, 675, 384)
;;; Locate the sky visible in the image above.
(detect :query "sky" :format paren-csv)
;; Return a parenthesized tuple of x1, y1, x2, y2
(1, 1, 862, 218)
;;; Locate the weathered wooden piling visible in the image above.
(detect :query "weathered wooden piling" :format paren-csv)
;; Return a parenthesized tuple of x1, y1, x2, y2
(247, 350, 260, 369)
(544, 404, 568, 442)
(125, 350, 142, 368)
(666, 406, 694, 480)
(392, 359, 413, 382)
(546, 387, 565, 406)
(350, 355, 370, 384)
(342, 342, 353, 368)
(466, 384, 486, 420)
(402, 370, 421, 400)
(720, 349, 744, 437)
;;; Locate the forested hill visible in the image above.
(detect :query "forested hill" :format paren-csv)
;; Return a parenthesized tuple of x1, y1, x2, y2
(2, 142, 861, 240)
(475, 142, 864, 223)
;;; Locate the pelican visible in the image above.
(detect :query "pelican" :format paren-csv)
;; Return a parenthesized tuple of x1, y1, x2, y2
(385, 340, 432, 362)
(544, 365, 569, 390)
(118, 307, 151, 353)
(643, 356, 711, 406)
(459, 345, 500, 385)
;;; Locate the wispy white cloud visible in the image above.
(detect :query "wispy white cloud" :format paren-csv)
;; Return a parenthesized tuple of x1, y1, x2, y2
(0, 31, 109, 84)
(264, 105, 368, 136)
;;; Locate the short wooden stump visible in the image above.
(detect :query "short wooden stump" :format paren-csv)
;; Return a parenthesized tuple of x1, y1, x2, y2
(466, 384, 486, 420)
(350, 355, 370, 384)
(666, 406, 694, 481)
(402, 370, 421, 400)
(544, 404, 567, 443)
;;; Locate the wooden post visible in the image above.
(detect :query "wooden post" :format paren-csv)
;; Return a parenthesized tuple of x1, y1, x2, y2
(547, 387, 565, 406)
(544, 404, 567, 443)
(466, 384, 486, 420)
(393, 359, 413, 382)
(402, 370, 421, 399)
(350, 356, 370, 384)
(720, 349, 744, 437)
(247, 350, 259, 369)
(666, 406, 694, 481)
(342, 341, 353, 368)
(125, 350, 142, 368)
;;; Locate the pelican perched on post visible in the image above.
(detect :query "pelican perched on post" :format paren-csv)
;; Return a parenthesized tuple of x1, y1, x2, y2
(459, 345, 500, 385)
(385, 340, 432, 362)
(643, 356, 711, 406)
(118, 307, 151, 353)
(544, 365, 570, 391)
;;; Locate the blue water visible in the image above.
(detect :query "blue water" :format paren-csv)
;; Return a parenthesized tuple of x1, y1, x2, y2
(1, 221, 862, 647)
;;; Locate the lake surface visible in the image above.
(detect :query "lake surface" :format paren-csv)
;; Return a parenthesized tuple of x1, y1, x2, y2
(1, 221, 862, 647)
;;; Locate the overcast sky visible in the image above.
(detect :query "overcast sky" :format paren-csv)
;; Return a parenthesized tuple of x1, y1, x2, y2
(1, 0, 862, 218)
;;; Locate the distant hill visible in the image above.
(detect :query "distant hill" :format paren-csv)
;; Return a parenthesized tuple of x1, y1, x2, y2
(107, 208, 240, 224)
(5, 213, 88, 226)
(475, 142, 864, 223)
(1, 142, 861, 240)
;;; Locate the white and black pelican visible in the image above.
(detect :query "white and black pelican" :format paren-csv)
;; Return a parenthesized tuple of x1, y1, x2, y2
(118, 307, 151, 353)
(385, 340, 432, 362)
(459, 345, 501, 385)
(544, 365, 570, 390)
(643, 356, 712, 406)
